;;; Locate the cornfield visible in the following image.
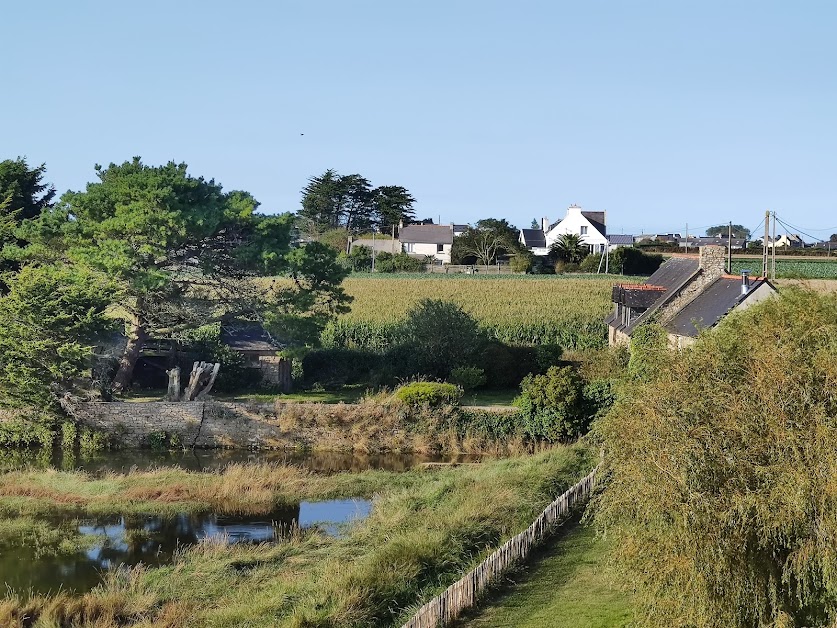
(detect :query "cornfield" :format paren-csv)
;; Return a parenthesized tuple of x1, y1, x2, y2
(731, 259, 837, 279)
(324, 274, 621, 350)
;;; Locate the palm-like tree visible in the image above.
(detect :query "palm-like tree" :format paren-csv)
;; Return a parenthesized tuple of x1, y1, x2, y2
(550, 233, 588, 263)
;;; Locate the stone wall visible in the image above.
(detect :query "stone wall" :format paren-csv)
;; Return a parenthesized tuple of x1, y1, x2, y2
(74, 400, 517, 451)
(657, 246, 727, 325)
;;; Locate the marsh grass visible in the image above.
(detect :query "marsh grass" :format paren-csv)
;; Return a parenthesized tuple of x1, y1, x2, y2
(0, 446, 593, 627)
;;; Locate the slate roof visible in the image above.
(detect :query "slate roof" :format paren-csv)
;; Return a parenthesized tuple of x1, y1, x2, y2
(221, 324, 281, 352)
(399, 224, 454, 245)
(581, 211, 606, 236)
(605, 257, 700, 331)
(520, 229, 547, 248)
(665, 277, 769, 337)
(607, 234, 634, 245)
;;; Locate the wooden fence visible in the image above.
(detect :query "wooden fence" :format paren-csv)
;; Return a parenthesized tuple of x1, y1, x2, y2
(401, 465, 598, 628)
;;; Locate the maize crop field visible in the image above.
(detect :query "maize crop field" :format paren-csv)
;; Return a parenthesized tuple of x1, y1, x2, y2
(323, 274, 625, 350)
(731, 258, 837, 279)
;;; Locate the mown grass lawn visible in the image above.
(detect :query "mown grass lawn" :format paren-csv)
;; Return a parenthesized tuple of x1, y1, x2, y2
(461, 522, 631, 628)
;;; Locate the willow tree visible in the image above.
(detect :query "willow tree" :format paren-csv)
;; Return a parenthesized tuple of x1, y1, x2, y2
(17, 158, 349, 392)
(593, 290, 837, 627)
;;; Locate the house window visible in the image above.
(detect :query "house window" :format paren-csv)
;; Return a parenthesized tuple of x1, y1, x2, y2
(580, 226, 588, 235)
(405, 243, 413, 253)
(436, 244, 444, 253)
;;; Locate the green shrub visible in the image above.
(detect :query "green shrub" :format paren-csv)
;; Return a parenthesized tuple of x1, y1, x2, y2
(509, 252, 533, 273)
(578, 254, 603, 273)
(582, 378, 617, 420)
(449, 366, 487, 391)
(61, 421, 77, 450)
(628, 324, 669, 382)
(534, 343, 564, 371)
(610, 247, 663, 275)
(374, 252, 427, 273)
(79, 427, 111, 453)
(395, 382, 463, 407)
(516, 366, 587, 442)
(397, 299, 487, 379)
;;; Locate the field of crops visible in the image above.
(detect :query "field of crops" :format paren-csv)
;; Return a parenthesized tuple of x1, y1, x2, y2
(324, 274, 622, 350)
(731, 258, 837, 279)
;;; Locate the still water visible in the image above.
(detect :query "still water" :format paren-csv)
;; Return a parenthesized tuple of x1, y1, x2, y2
(0, 499, 371, 594)
(2, 447, 487, 474)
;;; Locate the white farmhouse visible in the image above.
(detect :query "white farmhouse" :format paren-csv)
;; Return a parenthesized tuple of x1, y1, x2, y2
(544, 204, 608, 253)
(399, 224, 455, 263)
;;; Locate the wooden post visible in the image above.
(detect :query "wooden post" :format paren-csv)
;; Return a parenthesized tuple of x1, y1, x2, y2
(165, 366, 181, 401)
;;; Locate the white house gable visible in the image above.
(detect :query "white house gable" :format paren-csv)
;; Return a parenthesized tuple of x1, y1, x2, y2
(544, 205, 608, 253)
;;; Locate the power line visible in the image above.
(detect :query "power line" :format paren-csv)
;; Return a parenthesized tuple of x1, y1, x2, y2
(774, 214, 825, 243)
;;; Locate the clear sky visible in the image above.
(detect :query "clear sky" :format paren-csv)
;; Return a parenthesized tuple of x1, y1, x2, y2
(3, 0, 837, 238)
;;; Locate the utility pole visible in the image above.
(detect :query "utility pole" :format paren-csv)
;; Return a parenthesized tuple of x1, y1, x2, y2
(771, 211, 777, 280)
(762, 210, 770, 278)
(605, 242, 610, 274)
(727, 221, 732, 273)
(371, 230, 376, 272)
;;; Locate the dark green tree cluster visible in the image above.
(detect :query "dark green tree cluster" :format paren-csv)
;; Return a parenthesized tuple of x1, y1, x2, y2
(298, 169, 416, 236)
(0, 157, 351, 407)
(706, 224, 751, 239)
(451, 218, 522, 265)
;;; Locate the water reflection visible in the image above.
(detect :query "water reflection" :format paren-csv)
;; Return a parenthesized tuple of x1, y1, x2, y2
(0, 447, 487, 475)
(0, 499, 370, 594)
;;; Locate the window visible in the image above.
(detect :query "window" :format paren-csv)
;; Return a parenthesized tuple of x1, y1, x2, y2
(405, 243, 414, 253)
(437, 243, 444, 253)
(580, 226, 588, 235)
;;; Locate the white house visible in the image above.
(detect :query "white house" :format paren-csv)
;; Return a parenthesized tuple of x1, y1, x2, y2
(543, 205, 608, 253)
(399, 224, 455, 263)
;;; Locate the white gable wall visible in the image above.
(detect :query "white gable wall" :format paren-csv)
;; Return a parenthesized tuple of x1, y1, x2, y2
(545, 205, 608, 253)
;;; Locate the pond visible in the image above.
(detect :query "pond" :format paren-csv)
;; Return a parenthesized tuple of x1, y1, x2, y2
(0, 499, 371, 594)
(0, 447, 488, 474)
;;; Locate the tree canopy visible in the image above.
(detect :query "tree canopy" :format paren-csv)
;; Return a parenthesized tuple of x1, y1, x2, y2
(298, 170, 415, 236)
(14, 158, 350, 392)
(451, 218, 520, 265)
(549, 233, 588, 263)
(594, 290, 837, 627)
(706, 224, 751, 239)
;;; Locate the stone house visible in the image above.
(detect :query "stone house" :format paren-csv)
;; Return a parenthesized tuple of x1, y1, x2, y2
(607, 245, 777, 348)
(220, 323, 291, 391)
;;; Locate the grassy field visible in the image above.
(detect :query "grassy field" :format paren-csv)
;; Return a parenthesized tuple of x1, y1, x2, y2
(462, 522, 631, 628)
(732, 258, 837, 279)
(327, 274, 627, 349)
(0, 448, 595, 627)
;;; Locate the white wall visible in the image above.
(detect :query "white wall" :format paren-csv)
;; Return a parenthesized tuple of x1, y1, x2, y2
(545, 206, 608, 253)
(404, 241, 452, 263)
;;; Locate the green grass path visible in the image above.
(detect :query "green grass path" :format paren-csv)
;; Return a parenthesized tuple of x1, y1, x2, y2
(460, 523, 631, 628)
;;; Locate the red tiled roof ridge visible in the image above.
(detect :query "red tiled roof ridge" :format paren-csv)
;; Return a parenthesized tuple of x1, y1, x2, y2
(617, 283, 667, 291)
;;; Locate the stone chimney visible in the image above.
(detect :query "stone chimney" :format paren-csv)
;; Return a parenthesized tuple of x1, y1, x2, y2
(698, 245, 726, 280)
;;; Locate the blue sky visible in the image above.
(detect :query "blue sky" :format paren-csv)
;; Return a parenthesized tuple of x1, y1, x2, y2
(3, 1, 836, 237)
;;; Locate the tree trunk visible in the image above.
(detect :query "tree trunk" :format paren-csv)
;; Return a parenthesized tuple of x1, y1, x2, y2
(113, 316, 148, 392)
(166, 366, 181, 401)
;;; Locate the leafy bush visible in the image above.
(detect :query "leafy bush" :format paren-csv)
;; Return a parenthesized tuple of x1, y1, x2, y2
(449, 366, 487, 391)
(395, 382, 462, 407)
(515, 366, 587, 442)
(627, 323, 669, 382)
(534, 343, 564, 371)
(610, 247, 663, 275)
(338, 246, 373, 272)
(582, 378, 617, 420)
(374, 252, 427, 273)
(578, 254, 602, 273)
(397, 299, 487, 379)
(509, 252, 533, 273)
